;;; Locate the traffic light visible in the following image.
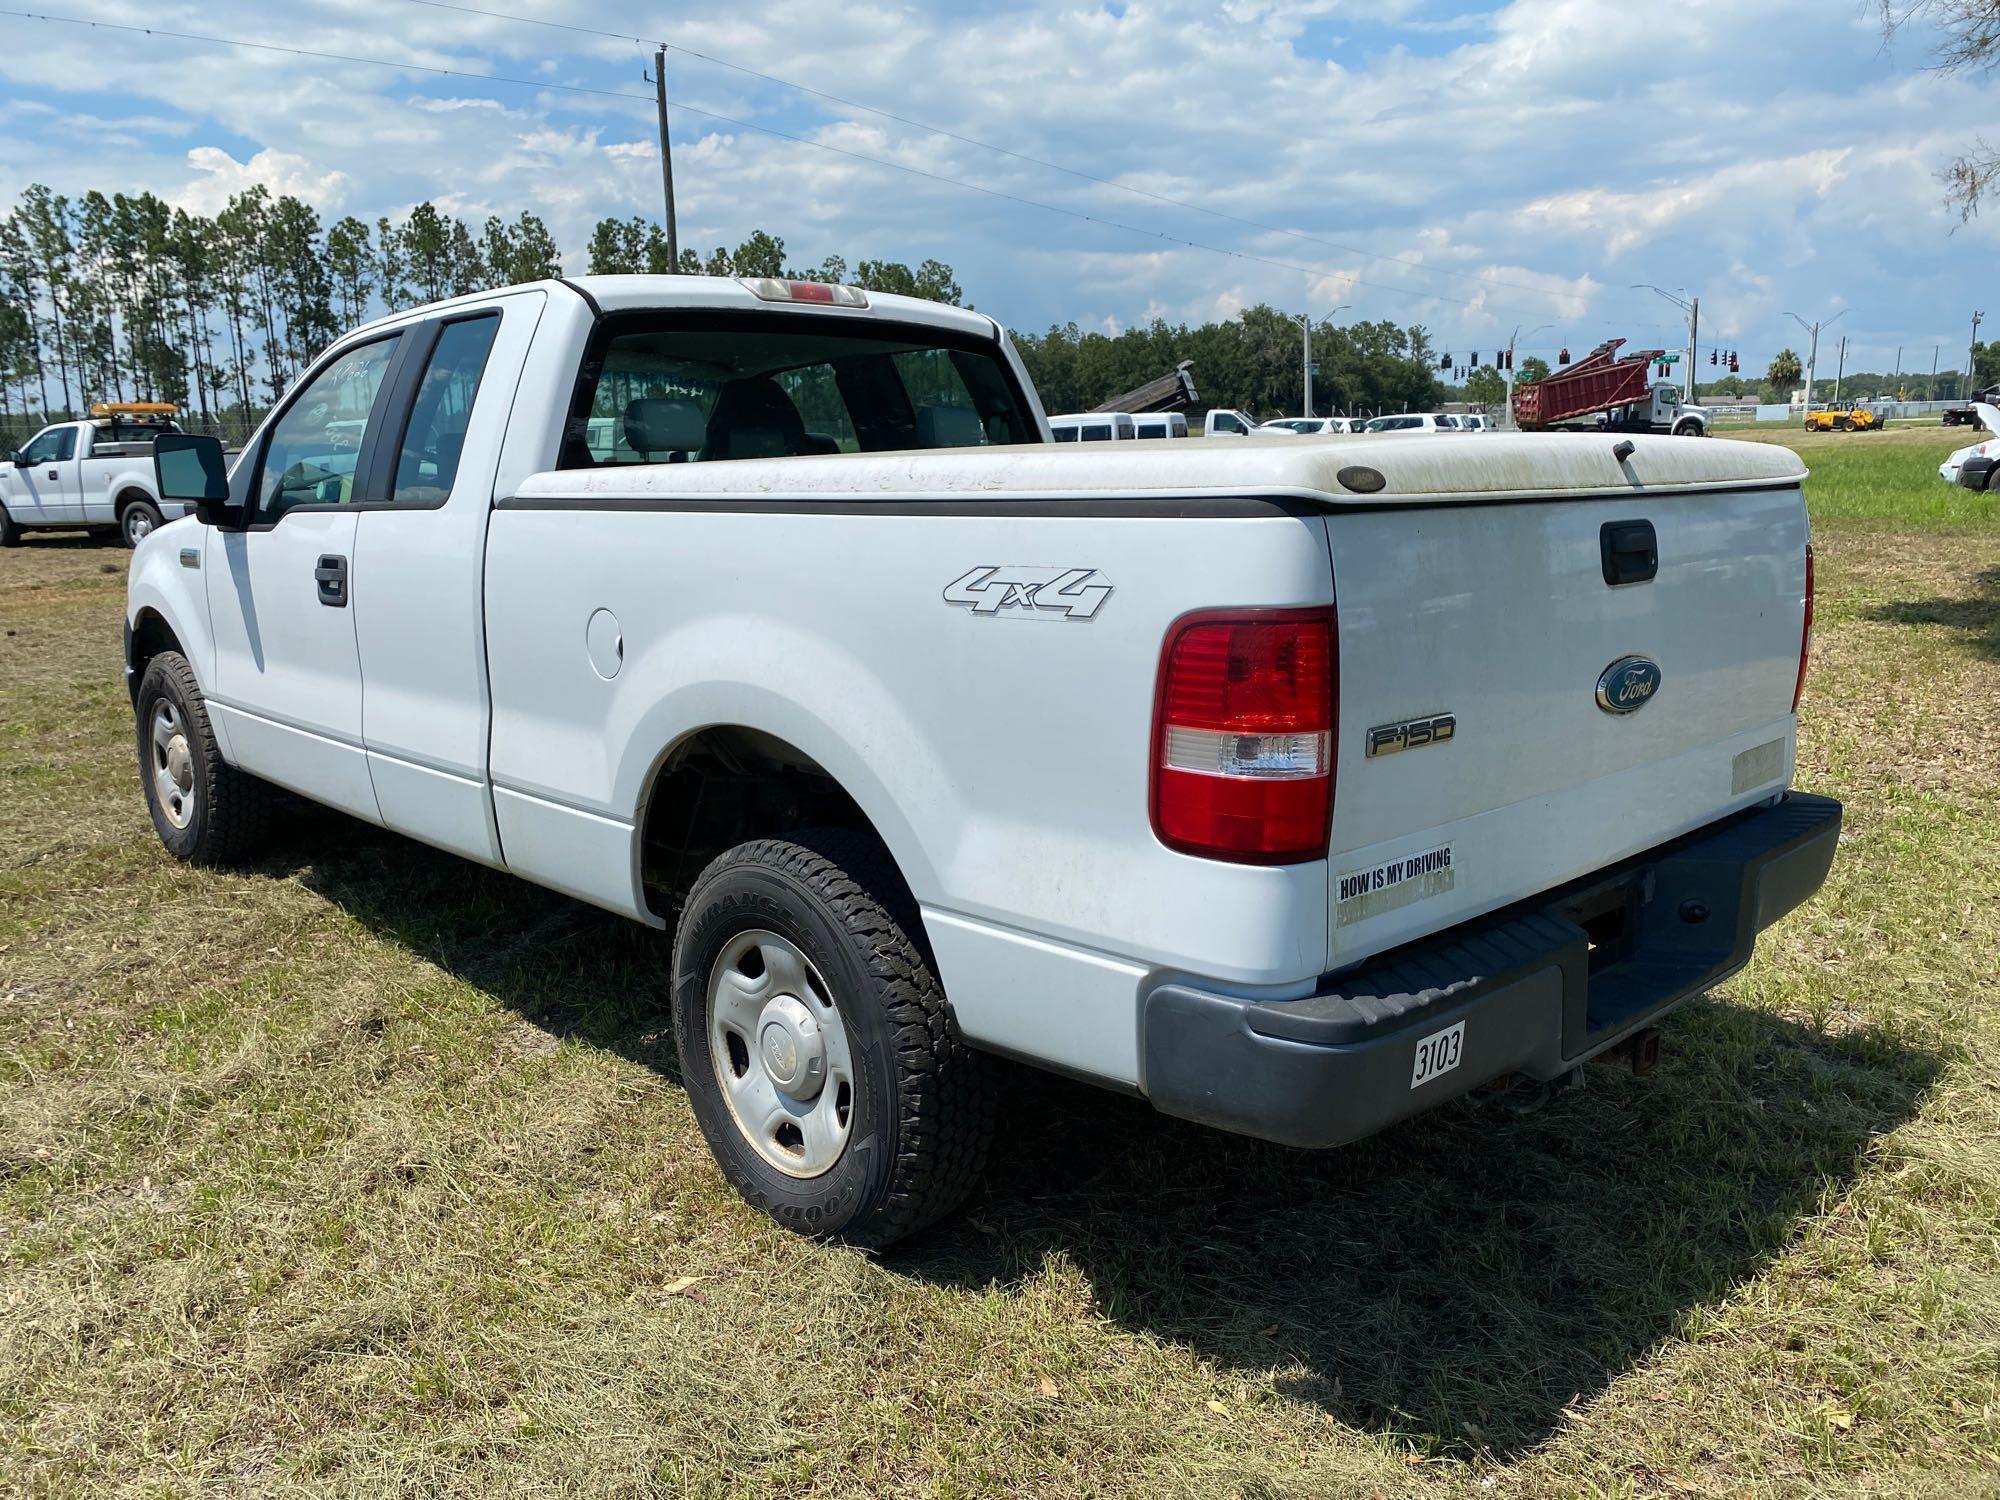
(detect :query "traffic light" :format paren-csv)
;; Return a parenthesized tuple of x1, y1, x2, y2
(1559, 347, 1570, 364)
(1710, 350, 1718, 365)
(1439, 352, 1452, 370)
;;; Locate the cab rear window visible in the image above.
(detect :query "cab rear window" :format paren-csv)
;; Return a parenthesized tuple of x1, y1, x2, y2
(560, 311, 1036, 467)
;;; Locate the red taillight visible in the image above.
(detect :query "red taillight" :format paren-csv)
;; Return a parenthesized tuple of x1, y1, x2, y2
(1151, 608, 1336, 864)
(1792, 541, 1814, 712)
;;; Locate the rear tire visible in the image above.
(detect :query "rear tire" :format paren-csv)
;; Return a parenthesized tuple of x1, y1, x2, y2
(671, 829, 995, 1247)
(120, 498, 165, 548)
(135, 651, 274, 866)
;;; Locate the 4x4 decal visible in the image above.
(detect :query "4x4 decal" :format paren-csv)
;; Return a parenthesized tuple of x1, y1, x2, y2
(943, 566, 1113, 620)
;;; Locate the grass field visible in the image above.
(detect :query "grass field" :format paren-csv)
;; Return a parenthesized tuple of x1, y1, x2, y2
(2, 427, 1996, 1498)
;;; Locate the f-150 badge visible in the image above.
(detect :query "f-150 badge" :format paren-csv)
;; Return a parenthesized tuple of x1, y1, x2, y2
(943, 566, 1113, 620)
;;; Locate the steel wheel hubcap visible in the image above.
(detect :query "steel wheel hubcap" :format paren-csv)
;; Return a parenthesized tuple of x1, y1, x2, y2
(707, 929, 853, 1178)
(150, 700, 195, 829)
(127, 510, 151, 540)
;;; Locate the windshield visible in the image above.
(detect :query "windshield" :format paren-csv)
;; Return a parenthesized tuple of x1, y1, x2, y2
(561, 311, 1037, 467)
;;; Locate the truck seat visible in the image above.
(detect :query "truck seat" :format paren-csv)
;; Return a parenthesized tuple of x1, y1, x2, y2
(702, 378, 810, 461)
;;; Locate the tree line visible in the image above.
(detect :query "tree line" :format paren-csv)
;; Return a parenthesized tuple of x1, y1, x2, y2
(0, 185, 983, 441)
(42, 177, 1985, 442)
(0, 184, 570, 440)
(1012, 304, 1441, 418)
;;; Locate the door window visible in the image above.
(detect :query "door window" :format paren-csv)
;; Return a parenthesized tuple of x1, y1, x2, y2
(390, 316, 500, 505)
(255, 336, 401, 521)
(20, 427, 75, 464)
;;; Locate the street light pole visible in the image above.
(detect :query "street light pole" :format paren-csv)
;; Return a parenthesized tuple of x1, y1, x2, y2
(1969, 310, 1985, 400)
(1505, 322, 1551, 427)
(1634, 285, 1697, 399)
(1786, 309, 1844, 410)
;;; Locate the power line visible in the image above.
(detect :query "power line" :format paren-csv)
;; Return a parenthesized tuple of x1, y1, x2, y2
(398, 0, 1613, 315)
(0, 5, 1664, 331)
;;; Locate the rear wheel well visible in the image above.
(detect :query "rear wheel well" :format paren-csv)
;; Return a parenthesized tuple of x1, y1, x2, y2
(115, 488, 157, 515)
(127, 609, 183, 702)
(638, 727, 887, 921)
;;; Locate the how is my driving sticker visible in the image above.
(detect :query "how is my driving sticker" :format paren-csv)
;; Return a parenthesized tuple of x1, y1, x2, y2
(1336, 843, 1455, 926)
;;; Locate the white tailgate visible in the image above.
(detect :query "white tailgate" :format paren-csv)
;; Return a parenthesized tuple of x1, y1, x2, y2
(1325, 484, 1808, 968)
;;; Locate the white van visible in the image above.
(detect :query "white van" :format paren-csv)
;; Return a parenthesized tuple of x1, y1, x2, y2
(1132, 413, 1188, 439)
(1049, 413, 1137, 442)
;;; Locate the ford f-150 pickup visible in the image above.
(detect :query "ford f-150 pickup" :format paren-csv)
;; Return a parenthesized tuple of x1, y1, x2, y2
(127, 274, 1839, 1245)
(2, 404, 187, 547)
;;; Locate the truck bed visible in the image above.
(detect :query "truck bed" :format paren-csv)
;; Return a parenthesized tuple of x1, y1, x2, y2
(502, 431, 1810, 984)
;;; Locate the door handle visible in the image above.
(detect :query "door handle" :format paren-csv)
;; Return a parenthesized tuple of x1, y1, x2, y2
(45, 468, 58, 480)
(314, 553, 349, 607)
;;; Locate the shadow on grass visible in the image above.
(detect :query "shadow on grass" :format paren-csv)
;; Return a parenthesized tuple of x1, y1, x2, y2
(1864, 565, 2000, 660)
(281, 809, 1937, 1462)
(4, 529, 123, 550)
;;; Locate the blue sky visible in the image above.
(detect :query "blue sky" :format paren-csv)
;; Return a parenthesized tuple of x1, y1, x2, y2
(0, 0, 1992, 376)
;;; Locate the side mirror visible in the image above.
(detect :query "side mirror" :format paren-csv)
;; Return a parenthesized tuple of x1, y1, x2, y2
(154, 432, 240, 528)
(9, 451, 25, 467)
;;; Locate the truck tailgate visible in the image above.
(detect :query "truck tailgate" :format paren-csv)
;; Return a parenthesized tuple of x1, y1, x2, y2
(1324, 483, 1809, 968)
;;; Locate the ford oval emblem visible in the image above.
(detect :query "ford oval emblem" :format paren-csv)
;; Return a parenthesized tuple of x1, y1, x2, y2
(1596, 655, 1662, 714)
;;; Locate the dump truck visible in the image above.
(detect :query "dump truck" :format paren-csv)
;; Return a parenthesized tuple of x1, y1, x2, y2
(1512, 340, 1708, 436)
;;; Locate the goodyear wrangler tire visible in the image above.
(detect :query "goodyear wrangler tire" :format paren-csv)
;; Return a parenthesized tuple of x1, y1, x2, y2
(671, 829, 995, 1247)
(135, 651, 275, 866)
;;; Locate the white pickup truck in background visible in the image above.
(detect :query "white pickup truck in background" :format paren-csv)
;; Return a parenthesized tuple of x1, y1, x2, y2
(1, 404, 186, 547)
(126, 274, 1840, 1246)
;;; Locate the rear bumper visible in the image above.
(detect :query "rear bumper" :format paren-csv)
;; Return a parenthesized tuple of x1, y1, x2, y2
(1140, 792, 1842, 1149)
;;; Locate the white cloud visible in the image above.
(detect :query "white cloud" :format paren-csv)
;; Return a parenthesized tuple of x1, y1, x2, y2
(0, 0, 1987, 364)
(176, 147, 350, 216)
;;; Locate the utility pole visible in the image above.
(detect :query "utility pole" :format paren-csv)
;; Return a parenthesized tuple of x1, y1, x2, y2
(1833, 335, 1846, 405)
(1969, 310, 1985, 400)
(1931, 345, 1940, 401)
(651, 46, 679, 269)
(1893, 345, 1902, 400)
(1686, 296, 1699, 401)
(1294, 305, 1348, 418)
(1786, 309, 1843, 410)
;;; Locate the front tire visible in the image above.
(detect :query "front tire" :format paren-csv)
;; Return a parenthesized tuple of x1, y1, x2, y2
(135, 651, 274, 865)
(671, 830, 995, 1247)
(0, 504, 18, 547)
(120, 498, 165, 548)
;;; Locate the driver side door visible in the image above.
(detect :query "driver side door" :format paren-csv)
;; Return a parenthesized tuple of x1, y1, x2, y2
(206, 332, 404, 822)
(10, 425, 76, 522)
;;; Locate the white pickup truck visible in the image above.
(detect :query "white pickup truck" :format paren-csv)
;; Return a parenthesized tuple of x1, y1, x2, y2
(1, 406, 185, 547)
(126, 274, 1839, 1246)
